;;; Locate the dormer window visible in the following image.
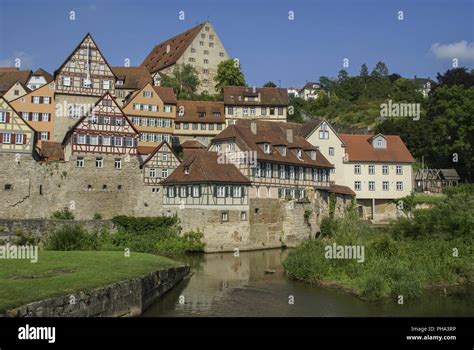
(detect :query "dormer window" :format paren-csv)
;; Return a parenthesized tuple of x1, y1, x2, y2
(184, 166, 190, 175)
(296, 148, 302, 159)
(264, 143, 271, 154)
(372, 135, 387, 149)
(116, 80, 124, 86)
(310, 150, 316, 160)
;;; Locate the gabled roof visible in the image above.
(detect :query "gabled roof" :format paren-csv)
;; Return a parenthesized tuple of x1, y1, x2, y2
(0, 69, 32, 94)
(111, 66, 152, 90)
(62, 92, 139, 144)
(141, 22, 206, 73)
(140, 140, 181, 168)
(176, 100, 225, 123)
(31, 68, 53, 83)
(54, 32, 116, 80)
(212, 120, 333, 168)
(152, 86, 177, 104)
(162, 149, 251, 185)
(0, 96, 35, 132)
(299, 81, 320, 92)
(224, 86, 289, 106)
(181, 139, 207, 149)
(339, 134, 415, 163)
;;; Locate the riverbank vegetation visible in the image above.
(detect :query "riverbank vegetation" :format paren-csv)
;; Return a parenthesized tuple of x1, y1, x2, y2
(283, 185, 474, 301)
(0, 250, 178, 313)
(44, 215, 205, 255)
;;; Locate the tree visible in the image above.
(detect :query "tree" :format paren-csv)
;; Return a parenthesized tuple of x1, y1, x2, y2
(337, 69, 349, 82)
(360, 64, 369, 78)
(214, 59, 246, 94)
(388, 73, 402, 83)
(160, 63, 200, 100)
(263, 81, 277, 87)
(371, 61, 389, 77)
(436, 67, 474, 89)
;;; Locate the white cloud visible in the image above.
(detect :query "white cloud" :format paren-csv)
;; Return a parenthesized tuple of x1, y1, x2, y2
(0, 51, 33, 69)
(430, 40, 474, 61)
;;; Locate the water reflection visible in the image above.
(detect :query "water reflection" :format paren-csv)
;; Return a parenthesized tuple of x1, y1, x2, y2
(144, 249, 474, 317)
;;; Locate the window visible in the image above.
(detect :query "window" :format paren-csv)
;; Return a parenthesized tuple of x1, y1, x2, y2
(382, 165, 389, 175)
(396, 165, 403, 175)
(42, 113, 50, 122)
(264, 143, 271, 154)
(228, 107, 233, 115)
(250, 107, 256, 116)
(369, 181, 375, 191)
(204, 59, 209, 64)
(114, 137, 123, 146)
(40, 132, 49, 140)
(114, 159, 122, 169)
(0, 112, 5, 123)
(32, 112, 39, 121)
(265, 163, 272, 178)
(143, 90, 153, 98)
(329, 147, 334, 156)
(289, 166, 295, 180)
(221, 211, 229, 222)
(280, 165, 286, 179)
(396, 181, 403, 191)
(383, 181, 389, 191)
(209, 42, 214, 47)
(44, 96, 51, 103)
(76, 157, 84, 168)
(368, 165, 375, 175)
(240, 211, 247, 221)
(261, 107, 267, 115)
(149, 168, 156, 178)
(319, 123, 329, 139)
(204, 50, 209, 55)
(15, 134, 23, 144)
(354, 181, 361, 191)
(216, 186, 226, 198)
(180, 186, 187, 198)
(162, 169, 169, 178)
(192, 186, 200, 198)
(354, 165, 361, 174)
(233, 186, 242, 198)
(203, 69, 209, 74)
(102, 80, 111, 90)
(278, 107, 283, 115)
(162, 154, 168, 161)
(62, 76, 71, 86)
(167, 187, 175, 198)
(219, 52, 224, 57)
(164, 105, 172, 113)
(33, 96, 40, 104)
(96, 158, 103, 168)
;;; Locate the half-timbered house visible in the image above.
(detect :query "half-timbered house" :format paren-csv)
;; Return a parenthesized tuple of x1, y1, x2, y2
(54, 33, 117, 143)
(10, 82, 56, 147)
(209, 120, 334, 200)
(140, 140, 181, 188)
(0, 97, 35, 154)
(62, 92, 138, 161)
(122, 83, 176, 147)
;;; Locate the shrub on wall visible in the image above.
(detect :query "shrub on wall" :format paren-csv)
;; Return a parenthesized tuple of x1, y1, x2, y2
(51, 208, 75, 220)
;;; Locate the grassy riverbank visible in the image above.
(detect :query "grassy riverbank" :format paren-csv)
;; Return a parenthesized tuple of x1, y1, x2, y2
(0, 250, 179, 312)
(283, 185, 474, 301)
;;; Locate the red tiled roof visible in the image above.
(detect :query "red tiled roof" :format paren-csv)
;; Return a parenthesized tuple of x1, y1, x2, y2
(339, 134, 415, 163)
(181, 139, 207, 149)
(176, 100, 225, 123)
(137, 146, 157, 155)
(212, 120, 333, 168)
(38, 141, 64, 161)
(141, 22, 206, 73)
(141, 140, 181, 167)
(0, 69, 32, 93)
(112, 66, 152, 90)
(152, 86, 177, 104)
(162, 149, 251, 185)
(224, 86, 289, 106)
(329, 184, 355, 196)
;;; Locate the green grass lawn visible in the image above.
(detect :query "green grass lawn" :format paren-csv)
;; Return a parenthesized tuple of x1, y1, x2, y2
(413, 192, 447, 205)
(0, 250, 180, 312)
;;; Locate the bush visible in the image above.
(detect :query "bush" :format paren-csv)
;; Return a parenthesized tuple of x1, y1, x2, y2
(51, 208, 75, 220)
(45, 225, 100, 251)
(93, 213, 103, 220)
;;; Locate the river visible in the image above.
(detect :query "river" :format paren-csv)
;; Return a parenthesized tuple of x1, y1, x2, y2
(144, 248, 473, 317)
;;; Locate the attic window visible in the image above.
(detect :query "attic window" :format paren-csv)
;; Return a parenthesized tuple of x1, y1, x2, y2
(311, 150, 316, 160)
(184, 166, 190, 175)
(116, 80, 124, 85)
(297, 149, 302, 159)
(264, 143, 271, 154)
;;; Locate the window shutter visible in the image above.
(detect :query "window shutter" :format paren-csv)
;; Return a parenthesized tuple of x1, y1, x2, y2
(5, 112, 10, 123)
(0, 134, 3, 143)
(241, 186, 245, 198)
(11, 133, 15, 144)
(23, 134, 27, 144)
(213, 185, 217, 197)
(39, 96, 43, 104)
(31, 96, 34, 103)
(73, 134, 77, 144)
(46, 132, 49, 141)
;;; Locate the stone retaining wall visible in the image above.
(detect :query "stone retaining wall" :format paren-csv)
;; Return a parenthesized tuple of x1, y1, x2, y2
(4, 265, 190, 317)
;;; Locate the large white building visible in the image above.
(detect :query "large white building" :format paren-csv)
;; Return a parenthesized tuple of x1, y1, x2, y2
(300, 119, 415, 221)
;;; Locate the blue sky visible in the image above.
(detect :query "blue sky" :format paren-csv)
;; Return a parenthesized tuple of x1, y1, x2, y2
(0, 0, 473, 88)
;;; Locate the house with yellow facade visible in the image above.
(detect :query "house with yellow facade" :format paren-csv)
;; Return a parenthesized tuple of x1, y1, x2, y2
(0, 97, 35, 154)
(10, 82, 56, 147)
(122, 83, 176, 148)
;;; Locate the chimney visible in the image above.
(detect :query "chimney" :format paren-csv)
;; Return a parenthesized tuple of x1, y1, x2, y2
(250, 121, 257, 135)
(286, 128, 293, 143)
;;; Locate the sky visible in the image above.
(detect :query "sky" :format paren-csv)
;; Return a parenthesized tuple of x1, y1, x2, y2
(0, 0, 473, 88)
